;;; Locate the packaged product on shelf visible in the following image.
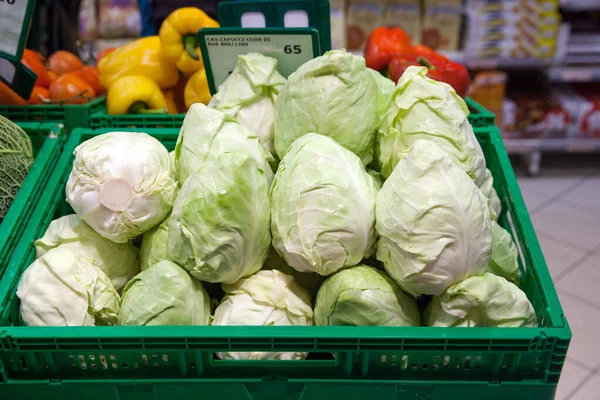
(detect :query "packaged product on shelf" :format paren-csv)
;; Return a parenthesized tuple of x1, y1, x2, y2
(468, 71, 507, 127)
(346, 0, 385, 51)
(330, 0, 347, 50)
(506, 79, 570, 139)
(571, 84, 600, 138)
(502, 97, 516, 138)
(79, 0, 97, 41)
(422, 0, 463, 51)
(98, 0, 142, 38)
(383, 0, 422, 44)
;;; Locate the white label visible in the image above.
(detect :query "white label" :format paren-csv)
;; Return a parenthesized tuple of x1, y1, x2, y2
(0, 0, 29, 57)
(203, 34, 315, 90)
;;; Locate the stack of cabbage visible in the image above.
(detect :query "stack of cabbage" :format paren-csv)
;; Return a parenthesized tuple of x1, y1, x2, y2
(16, 51, 536, 359)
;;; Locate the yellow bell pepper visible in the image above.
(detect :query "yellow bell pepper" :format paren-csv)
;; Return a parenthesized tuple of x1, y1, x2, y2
(162, 89, 178, 114)
(98, 36, 179, 90)
(159, 7, 219, 77)
(184, 68, 211, 108)
(107, 75, 168, 114)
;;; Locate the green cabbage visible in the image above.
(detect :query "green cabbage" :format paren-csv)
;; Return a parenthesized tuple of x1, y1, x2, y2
(424, 273, 537, 327)
(17, 247, 120, 326)
(118, 260, 210, 326)
(377, 66, 486, 184)
(270, 133, 377, 276)
(34, 214, 139, 292)
(174, 103, 274, 186)
(274, 50, 379, 165)
(484, 221, 521, 284)
(0, 115, 33, 220)
(376, 140, 492, 296)
(212, 270, 314, 360)
(368, 68, 395, 117)
(209, 53, 286, 157)
(139, 214, 171, 271)
(315, 265, 420, 326)
(480, 168, 502, 219)
(66, 131, 178, 243)
(168, 151, 271, 284)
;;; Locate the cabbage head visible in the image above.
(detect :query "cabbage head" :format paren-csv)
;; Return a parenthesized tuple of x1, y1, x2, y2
(118, 260, 210, 326)
(212, 270, 314, 360)
(315, 265, 420, 326)
(174, 103, 274, 185)
(270, 133, 377, 276)
(480, 168, 502, 219)
(209, 53, 286, 157)
(168, 151, 271, 284)
(484, 221, 521, 284)
(376, 140, 492, 296)
(17, 247, 120, 326)
(35, 214, 139, 292)
(140, 214, 171, 271)
(377, 66, 486, 185)
(0, 115, 33, 219)
(368, 69, 395, 117)
(425, 273, 537, 327)
(66, 131, 178, 243)
(274, 50, 379, 165)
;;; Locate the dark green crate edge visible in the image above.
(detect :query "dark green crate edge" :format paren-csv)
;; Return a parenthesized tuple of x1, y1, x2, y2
(89, 112, 185, 129)
(466, 97, 495, 128)
(0, 97, 106, 131)
(0, 125, 571, 391)
(0, 122, 65, 280)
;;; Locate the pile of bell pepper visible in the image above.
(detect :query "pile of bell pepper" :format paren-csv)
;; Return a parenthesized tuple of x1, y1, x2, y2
(99, 7, 216, 115)
(0, 50, 105, 105)
(364, 27, 470, 97)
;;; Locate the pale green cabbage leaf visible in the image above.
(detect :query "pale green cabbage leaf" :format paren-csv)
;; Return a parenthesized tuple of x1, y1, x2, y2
(140, 214, 171, 271)
(17, 247, 120, 326)
(270, 133, 377, 276)
(34, 214, 139, 292)
(168, 151, 271, 284)
(315, 265, 420, 326)
(209, 53, 286, 157)
(118, 260, 210, 326)
(212, 270, 314, 360)
(274, 50, 379, 165)
(479, 168, 502, 220)
(377, 66, 486, 185)
(484, 221, 521, 284)
(376, 140, 492, 296)
(174, 103, 274, 186)
(424, 273, 537, 327)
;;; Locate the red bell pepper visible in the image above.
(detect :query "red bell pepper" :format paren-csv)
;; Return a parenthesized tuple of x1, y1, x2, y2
(364, 27, 411, 72)
(388, 46, 470, 97)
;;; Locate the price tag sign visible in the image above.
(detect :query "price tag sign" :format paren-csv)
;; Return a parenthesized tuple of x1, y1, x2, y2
(199, 28, 321, 94)
(0, 0, 36, 61)
(0, 57, 36, 98)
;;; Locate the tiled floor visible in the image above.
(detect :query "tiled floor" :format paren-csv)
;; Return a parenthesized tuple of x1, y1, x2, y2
(513, 154, 600, 400)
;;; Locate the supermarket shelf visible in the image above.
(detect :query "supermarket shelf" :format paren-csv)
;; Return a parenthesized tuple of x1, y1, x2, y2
(548, 65, 600, 82)
(438, 51, 552, 69)
(504, 138, 600, 154)
(560, 0, 600, 11)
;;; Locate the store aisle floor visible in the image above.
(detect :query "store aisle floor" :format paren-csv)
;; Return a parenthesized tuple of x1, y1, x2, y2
(514, 155, 600, 400)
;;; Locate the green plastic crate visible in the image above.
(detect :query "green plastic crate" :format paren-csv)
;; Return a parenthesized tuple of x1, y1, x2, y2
(0, 122, 65, 281)
(0, 97, 106, 132)
(89, 112, 185, 129)
(466, 97, 495, 128)
(0, 126, 570, 400)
